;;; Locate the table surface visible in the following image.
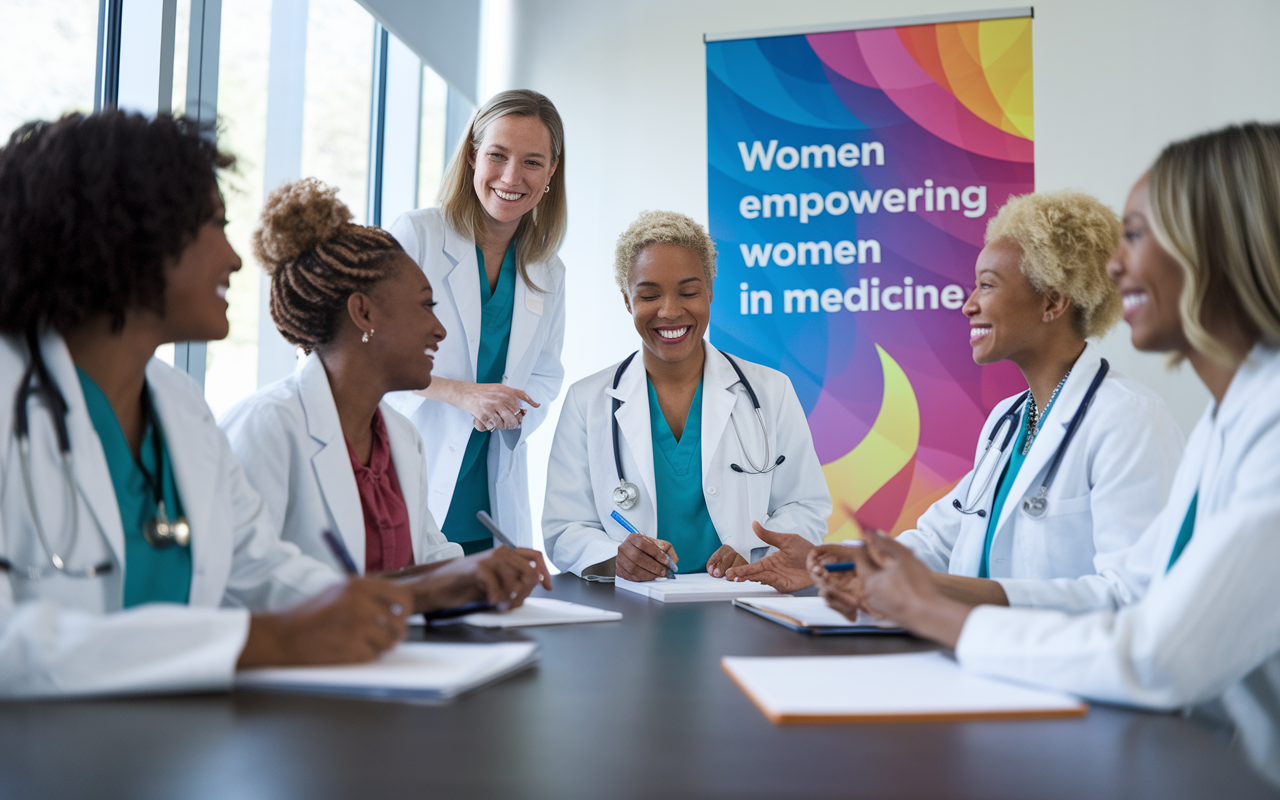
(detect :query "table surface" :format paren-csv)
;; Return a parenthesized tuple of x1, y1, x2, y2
(2, 575, 1276, 800)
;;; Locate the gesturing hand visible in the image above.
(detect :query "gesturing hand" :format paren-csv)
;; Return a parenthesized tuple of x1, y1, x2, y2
(724, 521, 816, 590)
(705, 545, 747, 578)
(616, 533, 678, 582)
(238, 577, 413, 669)
(462, 383, 538, 431)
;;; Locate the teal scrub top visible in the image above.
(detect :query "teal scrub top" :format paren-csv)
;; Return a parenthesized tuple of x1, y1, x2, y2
(441, 243, 516, 550)
(978, 394, 1059, 579)
(1166, 493, 1198, 571)
(77, 367, 192, 607)
(647, 377, 722, 573)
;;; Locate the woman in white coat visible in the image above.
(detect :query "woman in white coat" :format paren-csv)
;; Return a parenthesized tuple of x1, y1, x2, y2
(729, 191, 1184, 610)
(0, 112, 412, 698)
(814, 123, 1280, 786)
(543, 211, 832, 580)
(221, 179, 549, 607)
(385, 90, 567, 553)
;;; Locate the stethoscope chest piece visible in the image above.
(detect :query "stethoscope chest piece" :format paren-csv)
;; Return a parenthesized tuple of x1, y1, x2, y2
(1021, 492, 1048, 520)
(612, 481, 639, 511)
(143, 500, 191, 548)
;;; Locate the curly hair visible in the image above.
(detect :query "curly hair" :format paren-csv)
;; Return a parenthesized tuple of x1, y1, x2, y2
(254, 178, 404, 352)
(0, 110, 233, 335)
(986, 190, 1123, 339)
(614, 210, 718, 293)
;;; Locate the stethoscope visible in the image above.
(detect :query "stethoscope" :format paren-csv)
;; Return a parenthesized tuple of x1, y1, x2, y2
(952, 359, 1109, 520)
(610, 350, 784, 511)
(2, 332, 190, 580)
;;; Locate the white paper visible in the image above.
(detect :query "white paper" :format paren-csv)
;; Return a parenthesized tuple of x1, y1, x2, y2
(723, 651, 1085, 720)
(739, 596, 900, 629)
(236, 641, 538, 700)
(616, 573, 781, 603)
(459, 597, 621, 628)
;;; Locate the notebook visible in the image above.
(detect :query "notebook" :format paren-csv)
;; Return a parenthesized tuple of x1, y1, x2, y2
(458, 597, 622, 628)
(615, 573, 781, 603)
(734, 596, 905, 634)
(722, 651, 1088, 723)
(236, 641, 539, 701)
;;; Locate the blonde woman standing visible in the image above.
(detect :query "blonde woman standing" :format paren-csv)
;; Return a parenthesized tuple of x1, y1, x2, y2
(386, 90, 567, 553)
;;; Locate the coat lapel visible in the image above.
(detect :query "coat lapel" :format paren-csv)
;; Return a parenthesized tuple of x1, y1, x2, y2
(443, 225, 481, 381)
(44, 333, 126, 568)
(504, 275, 540, 383)
(606, 354, 658, 521)
(700, 343, 739, 480)
(298, 354, 367, 572)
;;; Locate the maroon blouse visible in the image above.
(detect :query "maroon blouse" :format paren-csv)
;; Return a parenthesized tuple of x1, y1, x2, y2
(346, 408, 414, 572)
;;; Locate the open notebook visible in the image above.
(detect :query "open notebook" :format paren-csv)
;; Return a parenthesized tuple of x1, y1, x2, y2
(615, 573, 781, 603)
(236, 641, 538, 701)
(458, 597, 622, 628)
(734, 596, 904, 634)
(723, 651, 1088, 723)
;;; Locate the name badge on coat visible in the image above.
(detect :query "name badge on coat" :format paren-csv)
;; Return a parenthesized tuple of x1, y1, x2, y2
(525, 291, 544, 315)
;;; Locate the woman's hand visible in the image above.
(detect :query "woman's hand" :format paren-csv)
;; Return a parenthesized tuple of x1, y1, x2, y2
(401, 547, 553, 613)
(415, 377, 539, 431)
(806, 543, 868, 619)
(811, 531, 975, 649)
(616, 533, 678, 582)
(237, 577, 413, 668)
(705, 545, 747, 578)
(724, 521, 816, 590)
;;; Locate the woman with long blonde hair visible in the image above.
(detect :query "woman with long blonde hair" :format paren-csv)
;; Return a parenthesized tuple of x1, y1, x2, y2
(812, 122, 1280, 785)
(385, 90, 567, 553)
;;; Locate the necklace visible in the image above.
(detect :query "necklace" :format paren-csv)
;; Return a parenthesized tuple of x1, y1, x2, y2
(1022, 371, 1070, 455)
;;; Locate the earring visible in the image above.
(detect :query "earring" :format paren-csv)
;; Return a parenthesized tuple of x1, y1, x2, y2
(1043, 313, 1053, 322)
(362, 329, 374, 343)
(544, 185, 550, 194)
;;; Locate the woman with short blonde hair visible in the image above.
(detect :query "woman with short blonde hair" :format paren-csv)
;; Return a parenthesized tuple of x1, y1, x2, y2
(384, 89, 568, 552)
(730, 190, 1184, 611)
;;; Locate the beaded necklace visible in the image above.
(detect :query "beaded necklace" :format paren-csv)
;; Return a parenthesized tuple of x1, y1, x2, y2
(1022, 371, 1070, 455)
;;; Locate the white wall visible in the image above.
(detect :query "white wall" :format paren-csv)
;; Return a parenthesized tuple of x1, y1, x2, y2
(507, 0, 1280, 547)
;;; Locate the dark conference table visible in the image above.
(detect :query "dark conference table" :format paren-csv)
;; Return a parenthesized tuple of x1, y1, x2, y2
(2, 575, 1276, 799)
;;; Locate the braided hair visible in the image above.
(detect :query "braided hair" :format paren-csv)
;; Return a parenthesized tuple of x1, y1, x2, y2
(253, 178, 404, 352)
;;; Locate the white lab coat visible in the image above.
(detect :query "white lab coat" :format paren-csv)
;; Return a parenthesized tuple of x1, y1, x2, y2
(0, 332, 342, 699)
(220, 352, 464, 573)
(955, 343, 1280, 785)
(542, 342, 833, 576)
(383, 208, 566, 549)
(895, 344, 1184, 611)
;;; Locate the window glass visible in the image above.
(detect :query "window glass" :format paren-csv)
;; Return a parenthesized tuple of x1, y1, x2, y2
(0, 0, 99, 139)
(204, 0, 270, 419)
(301, 0, 374, 223)
(417, 65, 448, 209)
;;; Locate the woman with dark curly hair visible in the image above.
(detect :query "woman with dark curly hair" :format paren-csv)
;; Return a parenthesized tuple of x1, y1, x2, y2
(220, 178, 550, 604)
(0, 111, 416, 698)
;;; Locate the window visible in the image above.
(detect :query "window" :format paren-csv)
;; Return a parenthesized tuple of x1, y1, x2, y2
(0, 0, 99, 137)
(418, 64, 448, 208)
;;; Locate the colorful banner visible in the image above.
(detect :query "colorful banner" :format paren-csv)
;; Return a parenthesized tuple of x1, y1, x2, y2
(706, 15, 1034, 539)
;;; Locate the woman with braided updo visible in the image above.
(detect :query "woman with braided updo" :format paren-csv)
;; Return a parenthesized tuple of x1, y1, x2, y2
(222, 178, 551, 612)
(384, 89, 567, 553)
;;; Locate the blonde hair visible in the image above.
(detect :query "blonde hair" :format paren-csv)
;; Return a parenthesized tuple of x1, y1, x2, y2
(986, 190, 1123, 339)
(614, 210, 718, 293)
(1149, 122, 1280, 365)
(437, 89, 566, 292)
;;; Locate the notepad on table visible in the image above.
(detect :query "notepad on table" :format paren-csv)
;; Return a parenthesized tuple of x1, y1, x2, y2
(458, 597, 622, 628)
(723, 651, 1087, 723)
(236, 641, 538, 701)
(615, 573, 781, 603)
(734, 596, 904, 634)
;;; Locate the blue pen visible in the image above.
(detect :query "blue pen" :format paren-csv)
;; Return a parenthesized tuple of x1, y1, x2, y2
(822, 562, 856, 573)
(610, 510, 676, 579)
(323, 529, 360, 576)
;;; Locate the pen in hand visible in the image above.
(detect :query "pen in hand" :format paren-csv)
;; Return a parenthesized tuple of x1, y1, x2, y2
(610, 511, 676, 579)
(323, 529, 360, 575)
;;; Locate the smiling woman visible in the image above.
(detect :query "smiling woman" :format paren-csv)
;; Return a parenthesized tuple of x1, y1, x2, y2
(541, 210, 832, 582)
(382, 90, 569, 555)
